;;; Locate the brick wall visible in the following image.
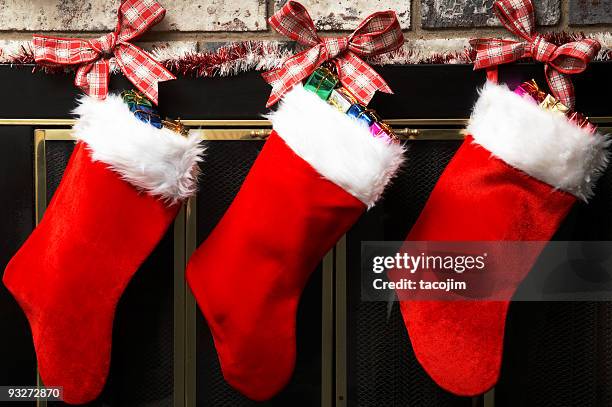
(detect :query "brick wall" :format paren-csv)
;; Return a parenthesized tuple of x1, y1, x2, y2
(0, 0, 610, 55)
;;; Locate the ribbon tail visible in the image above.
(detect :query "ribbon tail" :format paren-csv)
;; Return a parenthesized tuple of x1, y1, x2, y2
(486, 67, 499, 84)
(545, 65, 575, 109)
(261, 66, 298, 107)
(115, 43, 175, 105)
(262, 47, 321, 107)
(265, 92, 281, 108)
(32, 35, 98, 65)
(75, 60, 110, 100)
(336, 54, 387, 105)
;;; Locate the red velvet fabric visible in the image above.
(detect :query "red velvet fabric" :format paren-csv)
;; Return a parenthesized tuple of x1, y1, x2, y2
(399, 136, 576, 396)
(3, 142, 179, 404)
(186, 131, 365, 400)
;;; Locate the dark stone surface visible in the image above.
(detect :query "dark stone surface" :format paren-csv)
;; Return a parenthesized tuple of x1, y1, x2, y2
(274, 0, 411, 30)
(422, 0, 560, 28)
(570, 0, 612, 25)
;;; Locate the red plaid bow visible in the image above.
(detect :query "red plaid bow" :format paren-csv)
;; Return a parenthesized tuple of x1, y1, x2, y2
(470, 0, 600, 108)
(262, 1, 403, 107)
(32, 0, 175, 104)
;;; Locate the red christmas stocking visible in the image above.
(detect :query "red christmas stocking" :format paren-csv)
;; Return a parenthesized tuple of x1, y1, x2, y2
(398, 82, 609, 396)
(3, 95, 203, 404)
(186, 85, 404, 400)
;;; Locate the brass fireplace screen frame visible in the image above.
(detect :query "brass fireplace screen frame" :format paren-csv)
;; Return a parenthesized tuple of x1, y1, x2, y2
(17, 117, 612, 407)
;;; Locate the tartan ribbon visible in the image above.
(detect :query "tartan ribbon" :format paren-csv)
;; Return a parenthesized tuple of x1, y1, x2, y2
(470, 0, 600, 108)
(32, 0, 175, 104)
(262, 1, 404, 107)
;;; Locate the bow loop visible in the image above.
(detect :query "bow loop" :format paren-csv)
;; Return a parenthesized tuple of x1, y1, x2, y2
(269, 1, 320, 47)
(74, 60, 110, 100)
(32, 0, 174, 104)
(493, 0, 535, 41)
(348, 10, 403, 56)
(472, 0, 600, 108)
(549, 38, 601, 74)
(263, 1, 403, 107)
(115, 0, 167, 44)
(32, 36, 99, 65)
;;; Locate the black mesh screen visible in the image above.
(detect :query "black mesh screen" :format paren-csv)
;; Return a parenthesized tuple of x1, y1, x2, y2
(496, 164, 612, 407)
(344, 139, 612, 407)
(35, 135, 612, 407)
(195, 140, 323, 407)
(496, 302, 608, 407)
(346, 141, 471, 407)
(0, 127, 37, 400)
(45, 140, 75, 204)
(45, 141, 174, 407)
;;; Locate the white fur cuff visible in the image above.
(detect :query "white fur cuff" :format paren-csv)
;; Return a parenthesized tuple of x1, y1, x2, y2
(467, 82, 609, 201)
(73, 95, 204, 203)
(267, 85, 405, 208)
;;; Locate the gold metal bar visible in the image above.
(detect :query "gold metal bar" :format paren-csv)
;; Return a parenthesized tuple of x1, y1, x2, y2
(0, 119, 76, 126)
(35, 129, 74, 141)
(35, 125, 467, 141)
(44, 132, 74, 141)
(34, 130, 47, 407)
(396, 128, 464, 140)
(181, 119, 270, 127)
(36, 372, 47, 407)
(33, 130, 46, 224)
(4, 116, 612, 128)
(0, 119, 270, 127)
(589, 117, 612, 124)
(386, 118, 467, 126)
(140, 116, 612, 126)
(173, 206, 187, 407)
(184, 196, 198, 407)
(335, 235, 347, 407)
(190, 128, 270, 141)
(484, 388, 495, 407)
(321, 252, 334, 407)
(190, 128, 466, 141)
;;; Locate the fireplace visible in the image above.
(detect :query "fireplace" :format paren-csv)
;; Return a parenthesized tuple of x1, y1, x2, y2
(1, 63, 611, 406)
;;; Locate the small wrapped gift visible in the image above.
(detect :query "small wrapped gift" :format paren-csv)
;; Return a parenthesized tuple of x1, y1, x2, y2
(303, 67, 339, 100)
(122, 89, 154, 108)
(514, 80, 596, 134)
(370, 121, 399, 144)
(539, 94, 570, 114)
(536, 90, 595, 133)
(133, 105, 163, 129)
(328, 87, 358, 113)
(514, 80, 546, 104)
(121, 90, 162, 128)
(347, 104, 379, 127)
(162, 118, 190, 137)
